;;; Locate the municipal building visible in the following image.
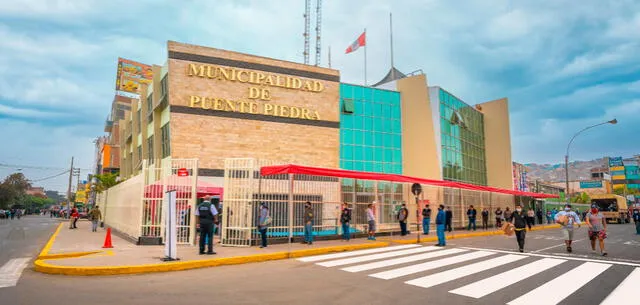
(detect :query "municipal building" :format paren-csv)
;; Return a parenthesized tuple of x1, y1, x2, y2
(115, 41, 513, 190)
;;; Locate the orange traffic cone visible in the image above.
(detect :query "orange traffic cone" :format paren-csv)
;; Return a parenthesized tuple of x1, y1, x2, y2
(102, 228, 113, 248)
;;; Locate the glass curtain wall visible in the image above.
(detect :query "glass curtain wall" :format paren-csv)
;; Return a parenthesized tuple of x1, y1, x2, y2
(439, 88, 488, 186)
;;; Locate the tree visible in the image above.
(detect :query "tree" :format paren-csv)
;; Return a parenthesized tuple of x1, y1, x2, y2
(0, 172, 31, 209)
(94, 173, 121, 193)
(571, 192, 591, 204)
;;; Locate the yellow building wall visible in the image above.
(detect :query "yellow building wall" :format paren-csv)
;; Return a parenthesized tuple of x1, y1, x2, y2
(396, 75, 442, 180)
(477, 98, 513, 189)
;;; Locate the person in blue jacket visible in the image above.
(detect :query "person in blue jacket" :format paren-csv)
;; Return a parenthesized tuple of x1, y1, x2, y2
(435, 204, 446, 247)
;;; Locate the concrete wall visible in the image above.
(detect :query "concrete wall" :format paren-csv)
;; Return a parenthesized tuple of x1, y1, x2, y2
(396, 74, 442, 180)
(478, 98, 513, 189)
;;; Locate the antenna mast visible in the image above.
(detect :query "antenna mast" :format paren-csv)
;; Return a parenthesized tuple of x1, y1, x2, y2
(314, 0, 322, 66)
(303, 0, 311, 65)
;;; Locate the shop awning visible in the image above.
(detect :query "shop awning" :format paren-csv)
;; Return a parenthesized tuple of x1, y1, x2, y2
(260, 164, 559, 199)
(145, 176, 224, 199)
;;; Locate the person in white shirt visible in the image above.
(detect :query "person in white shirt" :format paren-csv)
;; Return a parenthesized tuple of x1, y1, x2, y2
(366, 202, 376, 240)
(554, 204, 582, 253)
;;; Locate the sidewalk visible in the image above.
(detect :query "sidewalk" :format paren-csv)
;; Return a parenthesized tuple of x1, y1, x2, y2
(35, 220, 388, 276)
(35, 220, 562, 276)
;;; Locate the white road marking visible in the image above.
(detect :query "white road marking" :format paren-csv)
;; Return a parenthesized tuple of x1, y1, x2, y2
(405, 254, 527, 289)
(0, 258, 31, 289)
(531, 238, 585, 253)
(507, 262, 611, 305)
(317, 246, 439, 267)
(599, 267, 640, 305)
(449, 258, 566, 298)
(342, 248, 467, 273)
(297, 245, 419, 262)
(460, 246, 640, 267)
(369, 251, 495, 280)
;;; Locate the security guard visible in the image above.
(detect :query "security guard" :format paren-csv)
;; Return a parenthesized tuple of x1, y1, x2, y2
(196, 195, 218, 255)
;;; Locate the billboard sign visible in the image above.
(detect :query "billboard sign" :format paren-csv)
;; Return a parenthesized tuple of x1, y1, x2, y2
(579, 180, 603, 189)
(115, 58, 153, 95)
(609, 157, 623, 167)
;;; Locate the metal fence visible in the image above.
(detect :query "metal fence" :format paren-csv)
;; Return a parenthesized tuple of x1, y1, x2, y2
(221, 158, 517, 247)
(97, 158, 198, 245)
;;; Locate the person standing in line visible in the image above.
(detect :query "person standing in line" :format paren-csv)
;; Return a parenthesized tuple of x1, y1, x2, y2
(512, 204, 528, 252)
(435, 205, 446, 246)
(536, 208, 543, 225)
(495, 207, 503, 228)
(551, 208, 558, 223)
(258, 203, 270, 248)
(303, 202, 314, 245)
(398, 203, 409, 236)
(546, 209, 552, 224)
(585, 204, 607, 256)
(445, 206, 453, 232)
(195, 196, 218, 255)
(481, 208, 489, 230)
(88, 205, 102, 232)
(504, 207, 513, 223)
(555, 204, 582, 253)
(632, 209, 640, 235)
(366, 203, 376, 240)
(526, 208, 535, 230)
(422, 204, 432, 235)
(340, 202, 352, 241)
(466, 205, 477, 231)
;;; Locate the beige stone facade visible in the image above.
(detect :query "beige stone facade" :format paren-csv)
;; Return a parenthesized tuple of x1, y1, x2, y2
(167, 41, 340, 171)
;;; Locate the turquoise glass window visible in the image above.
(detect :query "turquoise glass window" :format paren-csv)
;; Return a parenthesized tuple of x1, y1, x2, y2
(340, 83, 401, 174)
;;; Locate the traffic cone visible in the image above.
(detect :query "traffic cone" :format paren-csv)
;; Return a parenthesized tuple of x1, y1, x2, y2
(102, 228, 113, 248)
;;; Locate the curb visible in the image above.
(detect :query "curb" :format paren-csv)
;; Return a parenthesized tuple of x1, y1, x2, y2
(34, 241, 389, 276)
(390, 224, 563, 244)
(36, 222, 105, 260)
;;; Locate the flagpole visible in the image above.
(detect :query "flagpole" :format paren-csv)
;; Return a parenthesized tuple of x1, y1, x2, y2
(390, 13, 394, 69)
(364, 28, 367, 86)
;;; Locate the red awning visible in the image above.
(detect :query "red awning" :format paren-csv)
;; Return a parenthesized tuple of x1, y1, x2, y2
(260, 164, 559, 199)
(144, 176, 224, 199)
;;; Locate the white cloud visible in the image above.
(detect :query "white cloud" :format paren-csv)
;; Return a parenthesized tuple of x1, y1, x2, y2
(0, 104, 67, 118)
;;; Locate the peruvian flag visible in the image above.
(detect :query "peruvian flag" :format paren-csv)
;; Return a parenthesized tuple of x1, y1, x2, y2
(345, 32, 366, 54)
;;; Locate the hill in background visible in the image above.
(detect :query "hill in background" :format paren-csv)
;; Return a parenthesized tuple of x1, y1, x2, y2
(523, 158, 607, 183)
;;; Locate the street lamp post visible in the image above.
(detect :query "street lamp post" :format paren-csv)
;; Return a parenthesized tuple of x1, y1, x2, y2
(565, 119, 617, 203)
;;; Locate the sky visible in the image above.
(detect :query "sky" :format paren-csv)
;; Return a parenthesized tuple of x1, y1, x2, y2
(0, 0, 639, 192)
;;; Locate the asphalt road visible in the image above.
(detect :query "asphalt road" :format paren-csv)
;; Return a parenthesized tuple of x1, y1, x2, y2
(1, 219, 639, 305)
(0, 215, 59, 290)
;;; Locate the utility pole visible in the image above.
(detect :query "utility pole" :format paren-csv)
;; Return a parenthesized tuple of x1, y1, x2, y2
(66, 157, 74, 217)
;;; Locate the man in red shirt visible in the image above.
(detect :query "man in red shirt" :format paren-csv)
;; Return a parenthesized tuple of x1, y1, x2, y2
(69, 207, 79, 229)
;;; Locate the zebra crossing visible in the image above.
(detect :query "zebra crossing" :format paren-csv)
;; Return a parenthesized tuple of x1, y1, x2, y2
(297, 245, 639, 305)
(0, 257, 31, 289)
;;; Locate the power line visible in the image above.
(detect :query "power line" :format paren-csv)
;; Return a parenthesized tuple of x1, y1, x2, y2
(0, 163, 91, 171)
(29, 170, 71, 182)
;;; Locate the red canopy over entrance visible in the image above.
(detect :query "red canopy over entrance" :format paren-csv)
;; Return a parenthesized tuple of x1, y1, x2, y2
(260, 164, 558, 199)
(145, 176, 224, 199)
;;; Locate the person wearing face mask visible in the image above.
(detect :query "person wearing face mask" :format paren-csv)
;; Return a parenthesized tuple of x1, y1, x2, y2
(435, 205, 446, 246)
(632, 209, 640, 235)
(585, 204, 607, 256)
(512, 204, 528, 252)
(555, 204, 582, 253)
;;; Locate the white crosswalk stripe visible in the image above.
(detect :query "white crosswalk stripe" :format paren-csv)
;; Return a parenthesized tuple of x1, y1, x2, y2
(369, 250, 495, 280)
(342, 248, 468, 273)
(317, 246, 439, 267)
(507, 262, 611, 305)
(297, 244, 419, 262)
(598, 267, 640, 305)
(0, 257, 31, 289)
(405, 254, 527, 289)
(449, 258, 566, 298)
(297, 245, 636, 305)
